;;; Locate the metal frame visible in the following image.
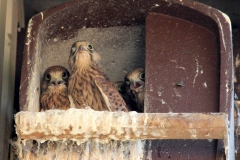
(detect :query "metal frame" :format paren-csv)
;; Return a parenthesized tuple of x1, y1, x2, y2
(0, 0, 23, 159)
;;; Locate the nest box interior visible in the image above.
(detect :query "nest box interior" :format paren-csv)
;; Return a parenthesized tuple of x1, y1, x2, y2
(18, 0, 233, 159)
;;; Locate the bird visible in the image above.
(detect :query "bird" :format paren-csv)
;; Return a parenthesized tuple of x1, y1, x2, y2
(40, 65, 70, 111)
(125, 68, 145, 112)
(68, 40, 128, 112)
(113, 81, 140, 112)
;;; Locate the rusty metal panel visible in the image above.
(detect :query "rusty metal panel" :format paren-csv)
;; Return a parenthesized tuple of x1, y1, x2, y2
(144, 140, 217, 160)
(145, 13, 219, 113)
(145, 12, 219, 160)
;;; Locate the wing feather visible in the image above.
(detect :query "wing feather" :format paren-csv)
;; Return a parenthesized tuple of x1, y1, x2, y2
(95, 76, 128, 112)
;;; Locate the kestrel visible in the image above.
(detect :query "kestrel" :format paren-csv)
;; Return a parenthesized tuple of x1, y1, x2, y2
(68, 41, 128, 112)
(113, 81, 140, 112)
(40, 65, 70, 111)
(125, 68, 145, 112)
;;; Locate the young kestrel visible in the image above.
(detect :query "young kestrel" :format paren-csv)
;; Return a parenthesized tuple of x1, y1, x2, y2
(68, 41, 128, 112)
(125, 68, 145, 112)
(40, 65, 70, 111)
(113, 81, 140, 112)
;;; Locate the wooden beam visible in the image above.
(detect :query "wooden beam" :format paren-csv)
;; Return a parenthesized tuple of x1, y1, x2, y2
(15, 108, 227, 141)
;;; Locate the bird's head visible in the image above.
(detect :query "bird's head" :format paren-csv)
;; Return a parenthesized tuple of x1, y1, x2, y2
(125, 68, 145, 92)
(41, 66, 70, 93)
(113, 81, 129, 94)
(68, 41, 101, 72)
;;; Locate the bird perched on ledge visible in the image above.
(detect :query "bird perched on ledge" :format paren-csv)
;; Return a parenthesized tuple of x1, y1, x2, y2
(125, 68, 145, 112)
(40, 65, 70, 111)
(68, 41, 128, 112)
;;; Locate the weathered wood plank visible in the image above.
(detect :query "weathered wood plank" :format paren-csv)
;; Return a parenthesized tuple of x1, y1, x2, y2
(15, 108, 227, 141)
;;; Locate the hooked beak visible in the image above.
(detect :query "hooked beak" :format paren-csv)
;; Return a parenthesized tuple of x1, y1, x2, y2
(49, 78, 64, 86)
(130, 81, 144, 92)
(77, 46, 88, 52)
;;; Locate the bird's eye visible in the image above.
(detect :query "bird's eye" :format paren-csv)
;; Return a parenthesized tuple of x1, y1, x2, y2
(71, 43, 77, 55)
(125, 78, 130, 86)
(62, 72, 68, 79)
(119, 85, 126, 92)
(87, 44, 93, 50)
(45, 74, 51, 80)
(140, 73, 145, 80)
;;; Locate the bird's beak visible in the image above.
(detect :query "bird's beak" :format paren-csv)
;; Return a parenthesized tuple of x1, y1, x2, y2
(130, 82, 135, 90)
(77, 46, 88, 52)
(50, 77, 63, 86)
(130, 81, 144, 92)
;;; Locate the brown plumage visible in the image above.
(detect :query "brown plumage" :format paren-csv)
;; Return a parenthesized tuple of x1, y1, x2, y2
(40, 65, 70, 111)
(125, 68, 145, 112)
(68, 41, 128, 112)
